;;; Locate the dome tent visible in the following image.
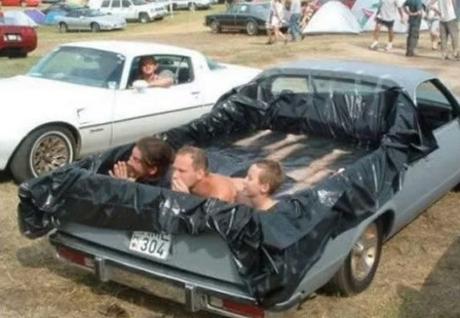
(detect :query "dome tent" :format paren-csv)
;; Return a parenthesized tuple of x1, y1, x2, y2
(303, 0, 361, 34)
(350, 0, 428, 33)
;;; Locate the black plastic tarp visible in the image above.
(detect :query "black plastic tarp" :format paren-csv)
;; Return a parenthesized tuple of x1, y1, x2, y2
(18, 69, 437, 306)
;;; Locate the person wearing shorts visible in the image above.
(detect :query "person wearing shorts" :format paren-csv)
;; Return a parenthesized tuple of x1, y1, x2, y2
(370, 0, 404, 51)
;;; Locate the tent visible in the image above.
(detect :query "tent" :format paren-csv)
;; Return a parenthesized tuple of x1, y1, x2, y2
(24, 9, 45, 24)
(350, 0, 428, 33)
(3, 10, 38, 27)
(303, 1, 362, 34)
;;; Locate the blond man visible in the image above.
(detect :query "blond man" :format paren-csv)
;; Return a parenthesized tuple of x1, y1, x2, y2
(236, 159, 284, 211)
(171, 146, 238, 203)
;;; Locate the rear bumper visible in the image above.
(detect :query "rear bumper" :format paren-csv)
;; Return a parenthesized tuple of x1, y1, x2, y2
(49, 231, 293, 317)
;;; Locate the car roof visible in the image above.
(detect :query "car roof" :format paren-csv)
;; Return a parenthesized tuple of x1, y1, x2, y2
(270, 59, 436, 97)
(60, 41, 202, 60)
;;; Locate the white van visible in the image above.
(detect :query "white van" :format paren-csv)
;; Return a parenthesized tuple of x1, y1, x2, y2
(97, 0, 167, 23)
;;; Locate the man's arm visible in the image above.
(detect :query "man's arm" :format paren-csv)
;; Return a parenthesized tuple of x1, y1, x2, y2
(148, 76, 173, 88)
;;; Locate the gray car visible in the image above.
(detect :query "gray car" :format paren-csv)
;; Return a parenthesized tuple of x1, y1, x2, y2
(18, 60, 460, 318)
(57, 8, 126, 32)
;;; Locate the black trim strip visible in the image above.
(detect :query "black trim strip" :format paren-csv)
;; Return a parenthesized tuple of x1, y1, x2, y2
(79, 103, 214, 130)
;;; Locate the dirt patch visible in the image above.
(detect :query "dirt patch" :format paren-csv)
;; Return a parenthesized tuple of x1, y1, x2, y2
(1, 9, 460, 318)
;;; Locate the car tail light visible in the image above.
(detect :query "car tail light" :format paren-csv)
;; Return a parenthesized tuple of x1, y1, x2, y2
(221, 299, 265, 318)
(56, 246, 95, 269)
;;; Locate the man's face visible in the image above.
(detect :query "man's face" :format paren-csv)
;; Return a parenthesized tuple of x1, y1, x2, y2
(141, 60, 157, 76)
(243, 164, 266, 198)
(127, 146, 151, 179)
(172, 154, 202, 189)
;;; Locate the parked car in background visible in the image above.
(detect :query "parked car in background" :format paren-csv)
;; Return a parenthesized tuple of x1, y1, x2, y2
(1, 0, 40, 6)
(0, 40, 260, 182)
(97, 0, 167, 23)
(205, 2, 270, 35)
(56, 8, 126, 32)
(0, 16, 37, 57)
(171, 0, 211, 11)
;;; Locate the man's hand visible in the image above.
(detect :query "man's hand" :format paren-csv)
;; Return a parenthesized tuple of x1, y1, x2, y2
(171, 177, 190, 193)
(109, 161, 135, 181)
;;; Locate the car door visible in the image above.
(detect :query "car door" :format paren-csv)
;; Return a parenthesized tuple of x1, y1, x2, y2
(220, 4, 238, 29)
(391, 79, 460, 229)
(234, 4, 249, 31)
(121, 0, 136, 19)
(109, 0, 124, 18)
(99, 0, 111, 14)
(63, 10, 79, 30)
(111, 55, 210, 147)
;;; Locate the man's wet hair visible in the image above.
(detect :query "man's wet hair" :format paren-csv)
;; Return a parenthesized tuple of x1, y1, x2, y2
(254, 159, 284, 195)
(176, 146, 209, 173)
(136, 137, 174, 178)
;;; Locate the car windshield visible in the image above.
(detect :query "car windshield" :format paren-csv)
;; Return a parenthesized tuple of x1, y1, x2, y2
(28, 46, 126, 89)
(0, 17, 17, 25)
(132, 0, 147, 5)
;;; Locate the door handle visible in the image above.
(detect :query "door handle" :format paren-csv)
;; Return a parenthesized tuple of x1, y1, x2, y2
(191, 91, 200, 95)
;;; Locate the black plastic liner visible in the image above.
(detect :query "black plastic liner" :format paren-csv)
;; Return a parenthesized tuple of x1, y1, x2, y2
(18, 69, 437, 306)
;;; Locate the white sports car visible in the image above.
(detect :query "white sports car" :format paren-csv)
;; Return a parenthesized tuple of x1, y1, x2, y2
(0, 41, 260, 182)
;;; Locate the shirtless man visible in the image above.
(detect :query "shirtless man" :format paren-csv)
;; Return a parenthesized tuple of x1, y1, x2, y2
(237, 159, 284, 211)
(109, 136, 174, 185)
(171, 146, 238, 203)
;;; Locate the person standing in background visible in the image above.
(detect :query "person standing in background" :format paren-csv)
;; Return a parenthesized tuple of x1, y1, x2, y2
(288, 0, 302, 41)
(434, 0, 459, 59)
(369, 0, 405, 51)
(266, 0, 288, 44)
(403, 0, 424, 56)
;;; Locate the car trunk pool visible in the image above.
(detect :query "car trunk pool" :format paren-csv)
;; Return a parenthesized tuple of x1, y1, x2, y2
(18, 69, 437, 306)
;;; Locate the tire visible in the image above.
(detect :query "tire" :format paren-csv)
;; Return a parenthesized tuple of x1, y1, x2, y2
(90, 22, 100, 32)
(9, 126, 76, 183)
(58, 22, 68, 33)
(139, 12, 149, 23)
(246, 20, 258, 36)
(188, 2, 196, 11)
(329, 220, 383, 296)
(210, 20, 220, 33)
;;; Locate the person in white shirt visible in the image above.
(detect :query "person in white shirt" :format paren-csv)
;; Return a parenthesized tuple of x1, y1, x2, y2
(424, 0, 441, 50)
(432, 0, 459, 59)
(266, 0, 287, 44)
(370, 0, 405, 51)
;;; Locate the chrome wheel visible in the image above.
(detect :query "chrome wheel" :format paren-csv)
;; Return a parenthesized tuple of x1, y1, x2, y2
(246, 21, 257, 36)
(210, 20, 220, 33)
(350, 223, 378, 281)
(29, 130, 74, 177)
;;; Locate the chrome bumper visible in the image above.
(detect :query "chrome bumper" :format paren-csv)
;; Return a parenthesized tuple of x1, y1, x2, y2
(50, 232, 288, 318)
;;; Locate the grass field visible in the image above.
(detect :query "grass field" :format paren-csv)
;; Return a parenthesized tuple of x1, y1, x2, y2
(1, 7, 460, 318)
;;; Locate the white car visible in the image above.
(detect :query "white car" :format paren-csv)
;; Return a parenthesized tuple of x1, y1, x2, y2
(98, 0, 167, 23)
(0, 41, 260, 182)
(170, 0, 211, 10)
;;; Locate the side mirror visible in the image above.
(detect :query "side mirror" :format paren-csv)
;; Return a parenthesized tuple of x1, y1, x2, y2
(132, 80, 149, 92)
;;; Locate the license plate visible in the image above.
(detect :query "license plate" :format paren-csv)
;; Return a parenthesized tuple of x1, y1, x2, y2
(4, 34, 21, 42)
(129, 231, 172, 260)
